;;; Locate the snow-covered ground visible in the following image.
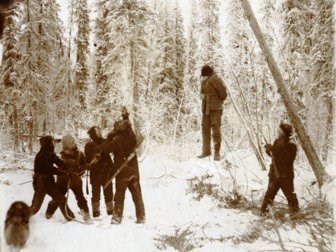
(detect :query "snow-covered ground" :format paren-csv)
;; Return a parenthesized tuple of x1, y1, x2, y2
(0, 147, 335, 252)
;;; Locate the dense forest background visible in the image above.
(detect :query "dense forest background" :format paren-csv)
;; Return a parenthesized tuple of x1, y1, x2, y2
(0, 1, 335, 250)
(0, 0, 334, 169)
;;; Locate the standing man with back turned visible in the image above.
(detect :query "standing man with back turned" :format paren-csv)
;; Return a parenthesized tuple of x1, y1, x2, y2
(198, 64, 227, 161)
(261, 123, 299, 216)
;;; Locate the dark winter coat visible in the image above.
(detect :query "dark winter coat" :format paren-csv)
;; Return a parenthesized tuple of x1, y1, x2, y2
(201, 73, 227, 115)
(85, 138, 114, 184)
(58, 148, 87, 187)
(266, 135, 297, 179)
(99, 120, 139, 180)
(33, 136, 65, 193)
(34, 147, 64, 179)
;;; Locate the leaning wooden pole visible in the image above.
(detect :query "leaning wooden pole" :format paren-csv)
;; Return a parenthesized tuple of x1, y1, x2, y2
(239, 0, 328, 187)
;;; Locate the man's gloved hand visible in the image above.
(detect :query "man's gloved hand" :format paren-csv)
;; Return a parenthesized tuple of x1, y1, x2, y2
(90, 153, 101, 165)
(57, 167, 68, 175)
(107, 130, 117, 141)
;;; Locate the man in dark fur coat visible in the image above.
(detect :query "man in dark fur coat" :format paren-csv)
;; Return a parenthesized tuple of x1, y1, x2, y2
(261, 123, 299, 215)
(30, 135, 75, 221)
(85, 127, 114, 217)
(45, 134, 90, 221)
(99, 118, 145, 224)
(198, 65, 227, 161)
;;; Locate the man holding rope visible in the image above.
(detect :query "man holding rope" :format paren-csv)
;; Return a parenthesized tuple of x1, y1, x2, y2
(45, 134, 90, 221)
(261, 123, 299, 216)
(30, 136, 75, 221)
(98, 114, 145, 224)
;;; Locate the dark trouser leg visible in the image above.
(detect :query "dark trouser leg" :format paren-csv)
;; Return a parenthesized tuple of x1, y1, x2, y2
(112, 179, 129, 224)
(200, 113, 211, 156)
(45, 200, 58, 219)
(72, 183, 90, 220)
(46, 177, 68, 218)
(261, 178, 280, 213)
(30, 176, 47, 215)
(103, 182, 113, 215)
(211, 110, 222, 160)
(279, 178, 299, 213)
(91, 182, 101, 217)
(30, 190, 46, 215)
(72, 183, 89, 212)
(47, 184, 74, 221)
(128, 178, 145, 223)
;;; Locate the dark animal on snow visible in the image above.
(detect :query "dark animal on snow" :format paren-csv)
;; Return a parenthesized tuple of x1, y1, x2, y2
(4, 201, 31, 248)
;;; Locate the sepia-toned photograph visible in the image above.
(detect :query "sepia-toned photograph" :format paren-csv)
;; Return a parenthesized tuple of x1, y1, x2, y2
(0, 0, 335, 251)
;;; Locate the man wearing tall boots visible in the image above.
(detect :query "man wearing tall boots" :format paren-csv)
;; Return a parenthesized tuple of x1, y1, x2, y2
(99, 118, 145, 224)
(45, 134, 90, 221)
(261, 123, 299, 215)
(198, 64, 227, 161)
(30, 135, 75, 221)
(85, 127, 114, 217)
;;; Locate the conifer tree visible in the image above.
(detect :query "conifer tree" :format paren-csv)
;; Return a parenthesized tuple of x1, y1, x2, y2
(74, 0, 90, 110)
(0, 1, 22, 150)
(199, 0, 223, 68)
(183, 0, 202, 133)
(277, 0, 312, 115)
(15, 0, 65, 152)
(309, 0, 334, 161)
(93, 0, 112, 128)
(105, 0, 153, 132)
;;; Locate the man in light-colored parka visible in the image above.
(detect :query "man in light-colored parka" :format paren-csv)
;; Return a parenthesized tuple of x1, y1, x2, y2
(198, 65, 227, 161)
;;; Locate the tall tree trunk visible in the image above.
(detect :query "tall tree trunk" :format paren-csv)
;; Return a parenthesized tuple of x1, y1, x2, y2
(131, 44, 140, 133)
(239, 0, 328, 187)
(26, 0, 34, 154)
(12, 105, 19, 152)
(324, 98, 334, 162)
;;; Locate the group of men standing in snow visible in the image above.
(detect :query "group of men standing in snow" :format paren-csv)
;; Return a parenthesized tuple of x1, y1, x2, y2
(198, 64, 299, 216)
(28, 64, 299, 226)
(30, 108, 145, 224)
(5, 62, 299, 250)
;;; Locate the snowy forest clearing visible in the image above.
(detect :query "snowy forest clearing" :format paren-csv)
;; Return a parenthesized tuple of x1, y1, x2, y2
(0, 0, 335, 251)
(1, 147, 335, 252)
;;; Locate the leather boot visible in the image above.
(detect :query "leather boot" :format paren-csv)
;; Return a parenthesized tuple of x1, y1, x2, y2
(214, 142, 221, 161)
(45, 200, 58, 219)
(289, 193, 299, 214)
(197, 153, 211, 159)
(199, 127, 211, 159)
(135, 199, 145, 224)
(92, 201, 100, 218)
(80, 209, 90, 221)
(111, 203, 124, 224)
(105, 201, 113, 215)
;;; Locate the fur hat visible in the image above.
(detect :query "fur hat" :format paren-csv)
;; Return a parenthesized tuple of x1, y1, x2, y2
(87, 126, 102, 139)
(201, 65, 214, 77)
(61, 134, 75, 150)
(114, 120, 131, 132)
(121, 106, 129, 120)
(39, 135, 54, 151)
(280, 123, 293, 137)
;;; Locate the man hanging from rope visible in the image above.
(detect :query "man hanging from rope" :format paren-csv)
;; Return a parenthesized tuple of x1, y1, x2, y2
(261, 123, 299, 216)
(198, 64, 227, 161)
